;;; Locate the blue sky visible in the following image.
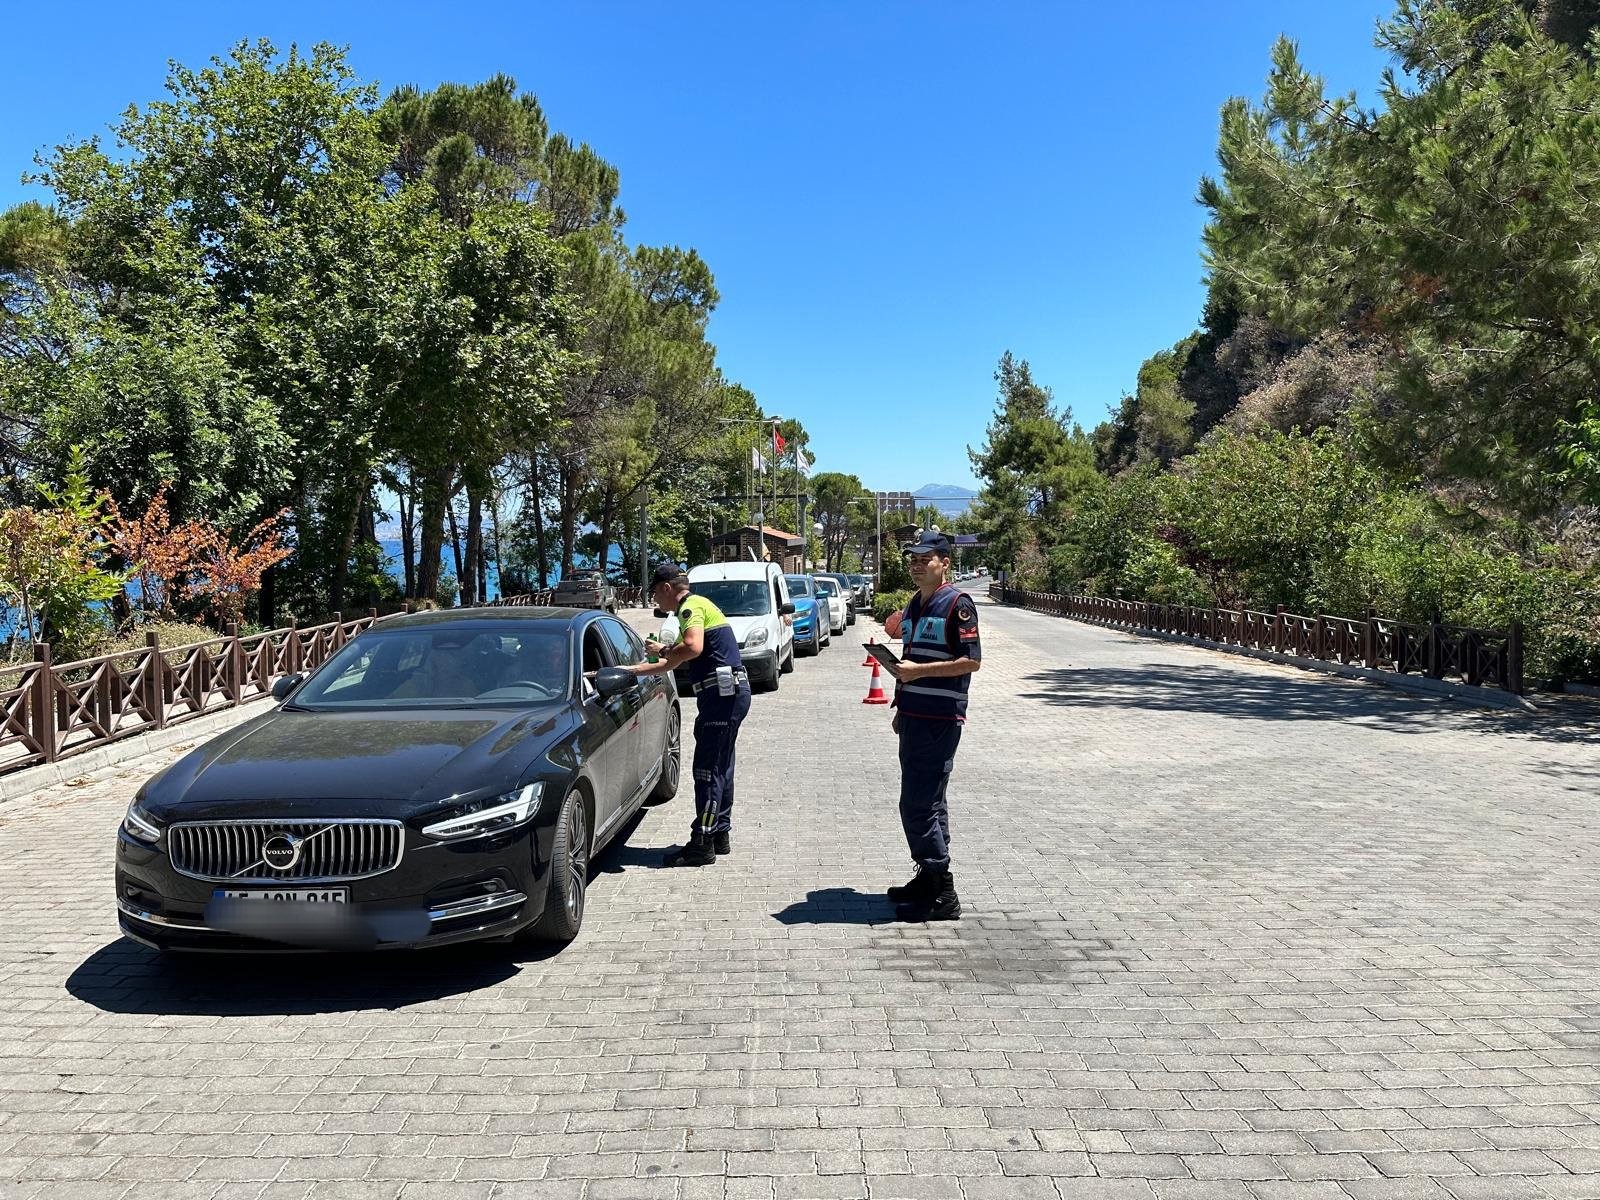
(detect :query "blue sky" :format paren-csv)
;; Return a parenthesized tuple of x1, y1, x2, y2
(3, 1, 1395, 493)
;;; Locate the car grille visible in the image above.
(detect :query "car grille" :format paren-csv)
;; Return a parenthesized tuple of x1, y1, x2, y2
(167, 820, 405, 883)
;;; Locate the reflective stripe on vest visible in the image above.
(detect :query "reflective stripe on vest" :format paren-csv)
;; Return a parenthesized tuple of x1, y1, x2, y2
(897, 584, 971, 720)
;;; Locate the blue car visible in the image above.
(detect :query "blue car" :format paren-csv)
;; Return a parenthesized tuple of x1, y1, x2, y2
(783, 574, 831, 657)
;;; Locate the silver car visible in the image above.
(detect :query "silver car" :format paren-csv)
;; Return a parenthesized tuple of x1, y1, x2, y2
(813, 577, 849, 635)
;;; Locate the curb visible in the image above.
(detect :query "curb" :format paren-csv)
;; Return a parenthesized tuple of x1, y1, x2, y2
(0, 700, 269, 807)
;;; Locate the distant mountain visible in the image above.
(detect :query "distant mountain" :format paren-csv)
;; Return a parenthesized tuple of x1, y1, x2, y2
(913, 482, 977, 517)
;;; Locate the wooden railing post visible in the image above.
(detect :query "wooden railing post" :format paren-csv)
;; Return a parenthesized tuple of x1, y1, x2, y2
(1508, 622, 1525, 695)
(287, 620, 302, 675)
(1274, 605, 1285, 653)
(31, 643, 56, 763)
(1313, 613, 1326, 662)
(1363, 610, 1378, 669)
(1427, 620, 1445, 679)
(330, 611, 344, 653)
(144, 631, 166, 729)
(225, 622, 244, 705)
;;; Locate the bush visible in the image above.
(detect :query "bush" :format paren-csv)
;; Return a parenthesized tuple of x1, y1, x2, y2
(873, 589, 912, 624)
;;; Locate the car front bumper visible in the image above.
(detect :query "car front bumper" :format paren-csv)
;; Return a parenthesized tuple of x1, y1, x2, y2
(740, 649, 778, 680)
(114, 820, 551, 953)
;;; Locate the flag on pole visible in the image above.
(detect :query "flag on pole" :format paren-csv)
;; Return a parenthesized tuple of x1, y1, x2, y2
(773, 429, 786, 455)
(798, 453, 810, 477)
(751, 445, 764, 475)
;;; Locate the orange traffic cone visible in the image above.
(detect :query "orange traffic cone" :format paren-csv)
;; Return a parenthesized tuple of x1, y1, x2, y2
(862, 636, 878, 666)
(862, 660, 889, 704)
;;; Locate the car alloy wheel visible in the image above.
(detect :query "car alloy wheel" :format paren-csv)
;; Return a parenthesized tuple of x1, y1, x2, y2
(651, 705, 681, 801)
(530, 788, 590, 943)
(564, 800, 588, 926)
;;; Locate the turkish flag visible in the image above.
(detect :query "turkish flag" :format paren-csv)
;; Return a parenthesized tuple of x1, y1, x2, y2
(773, 430, 787, 454)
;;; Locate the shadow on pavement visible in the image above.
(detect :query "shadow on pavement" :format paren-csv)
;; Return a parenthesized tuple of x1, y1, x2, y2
(65, 937, 543, 1016)
(1018, 662, 1600, 746)
(772, 887, 893, 926)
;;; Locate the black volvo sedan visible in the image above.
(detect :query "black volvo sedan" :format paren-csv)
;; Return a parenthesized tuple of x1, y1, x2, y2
(115, 608, 680, 952)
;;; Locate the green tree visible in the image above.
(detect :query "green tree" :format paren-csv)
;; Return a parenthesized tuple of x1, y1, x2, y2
(969, 352, 1097, 576)
(1199, 3, 1600, 513)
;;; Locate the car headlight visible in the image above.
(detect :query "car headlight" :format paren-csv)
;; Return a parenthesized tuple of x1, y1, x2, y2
(421, 783, 544, 843)
(122, 798, 163, 844)
(746, 626, 770, 649)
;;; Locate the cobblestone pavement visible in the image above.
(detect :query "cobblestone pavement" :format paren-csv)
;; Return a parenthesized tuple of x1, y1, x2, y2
(1, 595, 1598, 1199)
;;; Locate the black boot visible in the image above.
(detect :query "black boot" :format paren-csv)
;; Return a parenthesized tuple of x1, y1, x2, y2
(887, 866, 938, 904)
(895, 871, 961, 922)
(713, 831, 730, 857)
(664, 834, 716, 867)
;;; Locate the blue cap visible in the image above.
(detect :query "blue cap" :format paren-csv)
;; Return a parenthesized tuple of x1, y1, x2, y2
(905, 530, 952, 557)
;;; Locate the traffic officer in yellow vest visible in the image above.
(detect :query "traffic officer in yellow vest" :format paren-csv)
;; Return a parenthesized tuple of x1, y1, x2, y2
(623, 564, 751, 867)
(880, 530, 980, 921)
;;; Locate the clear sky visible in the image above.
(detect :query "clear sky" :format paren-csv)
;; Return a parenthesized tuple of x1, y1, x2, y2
(4, 1, 1395, 493)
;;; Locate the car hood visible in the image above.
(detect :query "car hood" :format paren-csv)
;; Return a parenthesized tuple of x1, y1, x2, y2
(140, 704, 570, 820)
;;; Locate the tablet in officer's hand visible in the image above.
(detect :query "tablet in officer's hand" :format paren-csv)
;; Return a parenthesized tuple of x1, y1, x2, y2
(864, 642, 901, 674)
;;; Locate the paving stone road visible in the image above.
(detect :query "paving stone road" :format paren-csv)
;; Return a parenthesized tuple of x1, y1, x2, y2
(1, 594, 1598, 1199)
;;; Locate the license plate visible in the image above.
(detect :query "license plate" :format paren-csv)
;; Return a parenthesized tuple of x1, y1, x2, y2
(218, 889, 348, 903)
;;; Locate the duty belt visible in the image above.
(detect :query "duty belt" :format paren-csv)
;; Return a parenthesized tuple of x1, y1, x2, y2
(691, 670, 749, 695)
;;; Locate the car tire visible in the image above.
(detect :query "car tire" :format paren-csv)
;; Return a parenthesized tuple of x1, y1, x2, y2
(528, 787, 590, 943)
(846, 609, 856, 627)
(759, 663, 780, 693)
(780, 646, 795, 675)
(649, 706, 681, 802)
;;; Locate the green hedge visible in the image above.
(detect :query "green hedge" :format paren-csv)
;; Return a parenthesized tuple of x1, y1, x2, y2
(872, 589, 912, 624)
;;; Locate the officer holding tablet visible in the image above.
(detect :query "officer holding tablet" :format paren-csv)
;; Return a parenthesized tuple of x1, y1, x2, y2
(877, 530, 980, 921)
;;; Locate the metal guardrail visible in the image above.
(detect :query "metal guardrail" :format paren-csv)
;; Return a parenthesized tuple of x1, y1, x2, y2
(0, 611, 380, 777)
(989, 585, 1525, 695)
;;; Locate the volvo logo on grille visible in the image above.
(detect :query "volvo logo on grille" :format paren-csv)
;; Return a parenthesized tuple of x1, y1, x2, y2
(261, 833, 303, 871)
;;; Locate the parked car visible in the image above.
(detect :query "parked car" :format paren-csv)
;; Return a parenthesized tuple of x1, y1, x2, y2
(115, 608, 679, 953)
(813, 577, 848, 635)
(552, 571, 617, 612)
(684, 561, 795, 691)
(847, 573, 873, 609)
(783, 574, 830, 656)
(814, 573, 857, 626)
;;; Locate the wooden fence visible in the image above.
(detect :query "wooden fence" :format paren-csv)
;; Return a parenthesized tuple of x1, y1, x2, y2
(0, 611, 379, 778)
(989, 586, 1525, 695)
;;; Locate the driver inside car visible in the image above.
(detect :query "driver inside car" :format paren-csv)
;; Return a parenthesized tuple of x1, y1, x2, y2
(500, 635, 567, 694)
(388, 633, 485, 700)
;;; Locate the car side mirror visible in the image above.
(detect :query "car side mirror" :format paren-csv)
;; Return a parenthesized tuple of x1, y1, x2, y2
(271, 674, 304, 702)
(780, 602, 796, 616)
(594, 667, 636, 697)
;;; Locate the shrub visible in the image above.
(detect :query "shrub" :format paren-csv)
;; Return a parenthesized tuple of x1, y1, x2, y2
(873, 589, 912, 624)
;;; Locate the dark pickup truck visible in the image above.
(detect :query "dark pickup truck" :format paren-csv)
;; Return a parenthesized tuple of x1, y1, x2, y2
(552, 573, 618, 613)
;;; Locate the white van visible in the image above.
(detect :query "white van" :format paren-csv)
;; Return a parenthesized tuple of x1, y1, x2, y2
(685, 561, 796, 692)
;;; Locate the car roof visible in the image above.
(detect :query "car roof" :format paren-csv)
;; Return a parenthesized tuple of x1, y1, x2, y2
(688, 562, 779, 581)
(374, 606, 598, 630)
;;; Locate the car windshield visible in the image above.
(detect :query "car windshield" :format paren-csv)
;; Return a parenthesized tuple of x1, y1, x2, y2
(784, 575, 814, 596)
(290, 625, 571, 709)
(816, 580, 836, 596)
(554, 578, 598, 591)
(848, 574, 866, 585)
(690, 580, 772, 617)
